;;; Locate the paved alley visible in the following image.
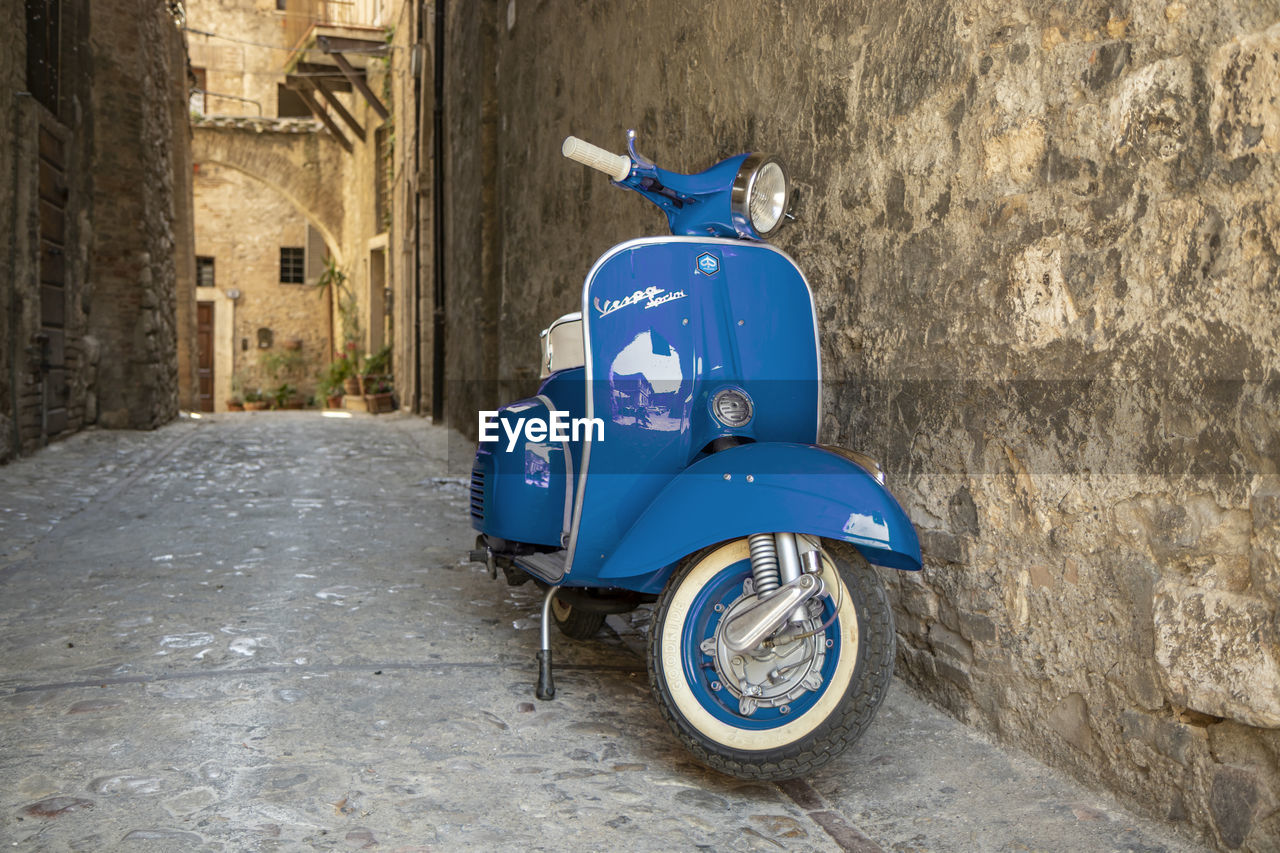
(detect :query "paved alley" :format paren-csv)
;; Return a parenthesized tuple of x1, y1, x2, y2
(0, 413, 1210, 852)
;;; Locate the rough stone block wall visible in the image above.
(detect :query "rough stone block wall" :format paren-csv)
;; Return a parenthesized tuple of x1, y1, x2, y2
(3, 0, 185, 461)
(442, 0, 503, 430)
(445, 1, 1280, 848)
(1, 0, 27, 462)
(87, 0, 186, 431)
(186, 0, 298, 120)
(387, 0, 425, 414)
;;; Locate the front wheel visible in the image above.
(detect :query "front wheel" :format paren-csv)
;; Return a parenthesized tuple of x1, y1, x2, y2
(647, 537, 894, 780)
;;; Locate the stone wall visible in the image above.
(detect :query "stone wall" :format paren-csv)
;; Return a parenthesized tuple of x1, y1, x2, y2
(1, 0, 188, 461)
(87, 0, 188, 430)
(187, 0, 300, 120)
(193, 162, 328, 405)
(444, 1, 1280, 848)
(386, 0, 427, 415)
(0, 0, 21, 460)
(441, 0, 501, 429)
(172, 26, 199, 414)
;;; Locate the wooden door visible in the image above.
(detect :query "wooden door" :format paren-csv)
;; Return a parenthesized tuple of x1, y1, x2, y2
(197, 303, 214, 412)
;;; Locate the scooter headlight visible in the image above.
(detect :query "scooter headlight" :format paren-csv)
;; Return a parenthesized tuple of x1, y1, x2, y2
(711, 387, 753, 428)
(731, 154, 789, 239)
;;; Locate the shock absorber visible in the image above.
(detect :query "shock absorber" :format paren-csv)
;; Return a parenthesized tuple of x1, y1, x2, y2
(747, 533, 781, 595)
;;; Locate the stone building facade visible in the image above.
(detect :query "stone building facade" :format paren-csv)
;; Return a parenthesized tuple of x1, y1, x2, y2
(1, 0, 194, 462)
(186, 1, 331, 410)
(183, 0, 420, 413)
(438, 2, 1280, 849)
(191, 158, 328, 405)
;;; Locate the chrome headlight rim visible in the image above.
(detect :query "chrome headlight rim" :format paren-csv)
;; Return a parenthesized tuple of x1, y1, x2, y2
(710, 386, 754, 428)
(730, 153, 790, 240)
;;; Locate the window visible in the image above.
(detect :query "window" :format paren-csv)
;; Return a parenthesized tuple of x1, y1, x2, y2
(196, 256, 215, 287)
(279, 247, 305, 284)
(276, 0, 287, 10)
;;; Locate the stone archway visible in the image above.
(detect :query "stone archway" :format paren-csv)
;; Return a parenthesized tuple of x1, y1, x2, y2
(191, 119, 347, 264)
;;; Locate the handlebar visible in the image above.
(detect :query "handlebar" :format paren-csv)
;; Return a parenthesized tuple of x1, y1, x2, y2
(562, 136, 631, 181)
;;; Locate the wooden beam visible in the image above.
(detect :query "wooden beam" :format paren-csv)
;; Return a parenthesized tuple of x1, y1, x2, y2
(296, 63, 353, 91)
(314, 79, 366, 142)
(295, 85, 353, 153)
(328, 51, 390, 121)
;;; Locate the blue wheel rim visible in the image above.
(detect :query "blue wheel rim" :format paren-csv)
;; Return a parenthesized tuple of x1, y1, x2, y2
(679, 557, 844, 731)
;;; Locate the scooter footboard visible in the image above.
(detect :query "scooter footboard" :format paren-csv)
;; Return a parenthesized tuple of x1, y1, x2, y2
(593, 442, 921, 593)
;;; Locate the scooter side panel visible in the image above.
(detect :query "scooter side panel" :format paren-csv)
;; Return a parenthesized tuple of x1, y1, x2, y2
(594, 442, 923, 594)
(568, 238, 820, 580)
(472, 397, 568, 548)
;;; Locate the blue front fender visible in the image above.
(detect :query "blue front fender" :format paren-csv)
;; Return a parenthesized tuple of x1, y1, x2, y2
(596, 442, 922, 592)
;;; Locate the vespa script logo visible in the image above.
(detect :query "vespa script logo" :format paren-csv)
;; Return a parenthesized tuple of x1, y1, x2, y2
(593, 285, 688, 318)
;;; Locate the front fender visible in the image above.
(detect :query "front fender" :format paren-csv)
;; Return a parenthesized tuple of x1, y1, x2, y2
(596, 442, 922, 591)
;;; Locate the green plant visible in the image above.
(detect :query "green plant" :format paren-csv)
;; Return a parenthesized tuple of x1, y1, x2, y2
(317, 357, 352, 398)
(243, 388, 264, 404)
(362, 344, 391, 376)
(316, 256, 360, 344)
(363, 375, 392, 394)
(270, 383, 296, 409)
(315, 255, 348, 300)
(260, 349, 306, 381)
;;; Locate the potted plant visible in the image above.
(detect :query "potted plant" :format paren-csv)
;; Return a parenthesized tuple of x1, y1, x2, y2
(270, 383, 304, 410)
(360, 347, 395, 414)
(318, 357, 350, 409)
(244, 389, 269, 411)
(330, 342, 361, 396)
(359, 344, 392, 396)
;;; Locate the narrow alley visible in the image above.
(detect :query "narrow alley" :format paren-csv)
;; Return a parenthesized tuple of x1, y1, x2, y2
(0, 414, 1208, 851)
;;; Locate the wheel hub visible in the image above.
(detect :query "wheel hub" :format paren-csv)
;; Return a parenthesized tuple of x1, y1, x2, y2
(707, 581, 827, 715)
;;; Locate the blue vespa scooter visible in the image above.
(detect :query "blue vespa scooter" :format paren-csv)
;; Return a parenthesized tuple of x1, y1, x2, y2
(468, 130, 922, 780)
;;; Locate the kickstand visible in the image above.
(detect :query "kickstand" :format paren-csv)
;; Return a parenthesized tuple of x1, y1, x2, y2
(536, 585, 559, 700)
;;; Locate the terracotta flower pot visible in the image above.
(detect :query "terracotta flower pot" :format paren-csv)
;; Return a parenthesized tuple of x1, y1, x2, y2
(364, 392, 395, 414)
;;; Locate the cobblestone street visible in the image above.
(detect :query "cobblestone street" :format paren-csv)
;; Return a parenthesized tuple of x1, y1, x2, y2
(0, 414, 1210, 852)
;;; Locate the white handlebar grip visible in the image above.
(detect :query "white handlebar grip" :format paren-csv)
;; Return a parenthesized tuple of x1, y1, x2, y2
(562, 136, 631, 181)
